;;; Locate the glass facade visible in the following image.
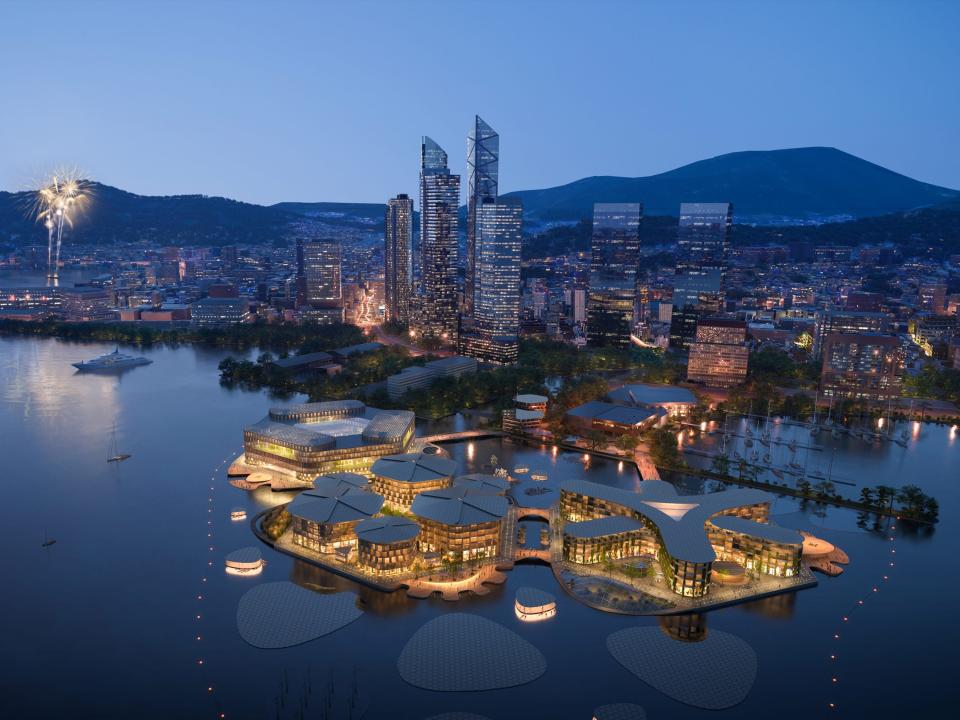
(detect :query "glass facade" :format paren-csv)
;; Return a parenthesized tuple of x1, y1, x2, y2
(669, 202, 732, 348)
(357, 536, 418, 574)
(465, 115, 499, 320)
(418, 137, 460, 343)
(820, 332, 904, 402)
(296, 239, 343, 323)
(371, 473, 452, 511)
(384, 194, 414, 323)
(417, 518, 501, 562)
(460, 197, 522, 364)
(587, 203, 642, 348)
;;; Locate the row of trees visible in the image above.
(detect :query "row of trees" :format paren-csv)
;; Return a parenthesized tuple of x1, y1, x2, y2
(0, 318, 366, 352)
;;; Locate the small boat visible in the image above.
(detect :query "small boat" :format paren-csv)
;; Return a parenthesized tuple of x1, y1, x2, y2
(530, 473, 548, 481)
(42, 531, 57, 548)
(832, 427, 843, 439)
(744, 438, 754, 448)
(771, 469, 785, 480)
(513, 466, 529, 474)
(787, 439, 798, 453)
(788, 461, 804, 471)
(808, 470, 826, 480)
(107, 426, 131, 463)
(763, 453, 771, 464)
(810, 425, 820, 436)
(230, 508, 247, 521)
(73, 347, 152, 372)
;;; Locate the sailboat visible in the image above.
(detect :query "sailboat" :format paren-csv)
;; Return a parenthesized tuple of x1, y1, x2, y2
(42, 530, 57, 548)
(810, 391, 821, 435)
(107, 426, 131, 463)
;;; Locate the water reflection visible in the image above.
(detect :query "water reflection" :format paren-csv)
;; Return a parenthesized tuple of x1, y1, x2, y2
(659, 613, 709, 642)
(736, 591, 797, 620)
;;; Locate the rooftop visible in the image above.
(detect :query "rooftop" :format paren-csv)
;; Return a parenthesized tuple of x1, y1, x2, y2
(411, 487, 508, 526)
(371, 451, 457, 483)
(355, 516, 420, 544)
(453, 473, 510, 495)
(561, 479, 774, 564)
(288, 488, 384, 525)
(709, 515, 803, 545)
(309, 472, 370, 497)
(564, 515, 645, 539)
(608, 383, 697, 406)
(567, 401, 658, 427)
(514, 393, 549, 405)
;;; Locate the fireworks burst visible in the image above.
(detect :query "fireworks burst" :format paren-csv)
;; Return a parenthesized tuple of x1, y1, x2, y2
(32, 168, 93, 278)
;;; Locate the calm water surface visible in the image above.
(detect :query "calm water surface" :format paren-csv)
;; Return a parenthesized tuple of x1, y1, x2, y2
(2, 336, 957, 719)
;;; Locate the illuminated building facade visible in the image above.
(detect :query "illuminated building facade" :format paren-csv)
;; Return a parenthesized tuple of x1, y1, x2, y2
(411, 486, 508, 561)
(459, 197, 523, 364)
(288, 488, 384, 554)
(559, 479, 794, 598)
(465, 115, 499, 321)
(370, 451, 457, 510)
(60, 287, 115, 322)
(417, 136, 460, 343)
(243, 401, 415, 485)
(812, 308, 889, 360)
(587, 203, 643, 348)
(355, 516, 421, 575)
(669, 202, 732, 348)
(296, 239, 343, 324)
(820, 332, 904, 402)
(686, 318, 749, 387)
(384, 194, 414, 324)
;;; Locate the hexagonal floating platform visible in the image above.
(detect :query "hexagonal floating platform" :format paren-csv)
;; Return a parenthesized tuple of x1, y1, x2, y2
(399, 613, 546, 691)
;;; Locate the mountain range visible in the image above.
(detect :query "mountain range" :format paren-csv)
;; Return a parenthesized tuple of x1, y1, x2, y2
(0, 147, 957, 248)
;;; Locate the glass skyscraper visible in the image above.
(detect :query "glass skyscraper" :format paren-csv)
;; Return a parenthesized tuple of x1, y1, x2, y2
(460, 197, 523, 364)
(417, 137, 460, 343)
(465, 115, 499, 321)
(669, 202, 733, 348)
(296, 238, 343, 324)
(587, 203, 643, 348)
(384, 194, 413, 324)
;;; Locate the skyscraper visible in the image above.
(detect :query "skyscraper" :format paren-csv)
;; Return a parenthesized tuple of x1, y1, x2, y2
(296, 238, 343, 324)
(587, 203, 643, 348)
(384, 194, 413, 324)
(460, 197, 523, 364)
(417, 137, 460, 343)
(669, 202, 733, 348)
(465, 116, 499, 321)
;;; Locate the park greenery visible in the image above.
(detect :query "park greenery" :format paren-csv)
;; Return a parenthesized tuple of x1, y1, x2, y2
(0, 318, 366, 352)
(904, 365, 960, 405)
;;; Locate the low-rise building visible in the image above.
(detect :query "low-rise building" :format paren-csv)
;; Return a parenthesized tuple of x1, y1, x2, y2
(60, 286, 115, 322)
(243, 401, 415, 485)
(559, 479, 800, 598)
(606, 384, 697, 418)
(355, 516, 421, 575)
(370, 450, 457, 510)
(502, 393, 548, 434)
(387, 355, 478, 400)
(191, 297, 250, 326)
(566, 401, 660, 437)
(288, 488, 384, 555)
(411, 486, 508, 562)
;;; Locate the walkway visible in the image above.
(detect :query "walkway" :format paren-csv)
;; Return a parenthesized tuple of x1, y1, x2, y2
(421, 429, 505, 443)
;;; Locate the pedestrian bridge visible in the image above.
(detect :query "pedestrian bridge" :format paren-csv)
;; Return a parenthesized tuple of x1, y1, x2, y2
(421, 430, 505, 443)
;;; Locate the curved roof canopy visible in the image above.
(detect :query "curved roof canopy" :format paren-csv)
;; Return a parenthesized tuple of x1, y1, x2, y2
(412, 487, 508, 526)
(371, 451, 457, 483)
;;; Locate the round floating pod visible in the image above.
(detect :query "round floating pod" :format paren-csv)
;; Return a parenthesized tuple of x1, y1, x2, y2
(421, 445, 440, 455)
(230, 507, 247, 521)
(245, 471, 272, 485)
(801, 534, 836, 558)
(593, 703, 647, 720)
(711, 561, 747, 585)
(515, 586, 557, 622)
(225, 546, 264, 575)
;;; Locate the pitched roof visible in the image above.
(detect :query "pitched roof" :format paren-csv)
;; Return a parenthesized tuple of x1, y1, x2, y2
(371, 452, 457, 483)
(288, 489, 384, 525)
(411, 487, 508, 526)
(355, 516, 420, 545)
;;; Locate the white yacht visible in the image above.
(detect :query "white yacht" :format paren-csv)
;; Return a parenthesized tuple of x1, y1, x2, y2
(73, 348, 152, 372)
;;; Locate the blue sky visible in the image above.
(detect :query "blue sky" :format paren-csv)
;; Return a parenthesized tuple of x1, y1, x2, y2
(1, 0, 958, 204)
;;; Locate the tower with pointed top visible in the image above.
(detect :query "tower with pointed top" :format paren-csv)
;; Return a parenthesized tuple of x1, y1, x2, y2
(465, 116, 499, 322)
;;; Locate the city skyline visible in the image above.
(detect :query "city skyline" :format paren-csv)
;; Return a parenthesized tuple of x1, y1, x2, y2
(2, 2, 959, 204)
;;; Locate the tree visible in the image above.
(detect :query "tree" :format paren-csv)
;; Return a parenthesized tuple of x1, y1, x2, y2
(615, 432, 641, 454)
(859, 487, 875, 506)
(587, 430, 607, 450)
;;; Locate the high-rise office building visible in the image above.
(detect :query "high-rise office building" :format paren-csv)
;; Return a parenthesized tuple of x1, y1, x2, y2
(384, 194, 414, 324)
(587, 203, 643, 348)
(465, 116, 499, 321)
(417, 137, 460, 343)
(296, 238, 343, 324)
(460, 198, 523, 364)
(669, 202, 733, 349)
(918, 278, 948, 315)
